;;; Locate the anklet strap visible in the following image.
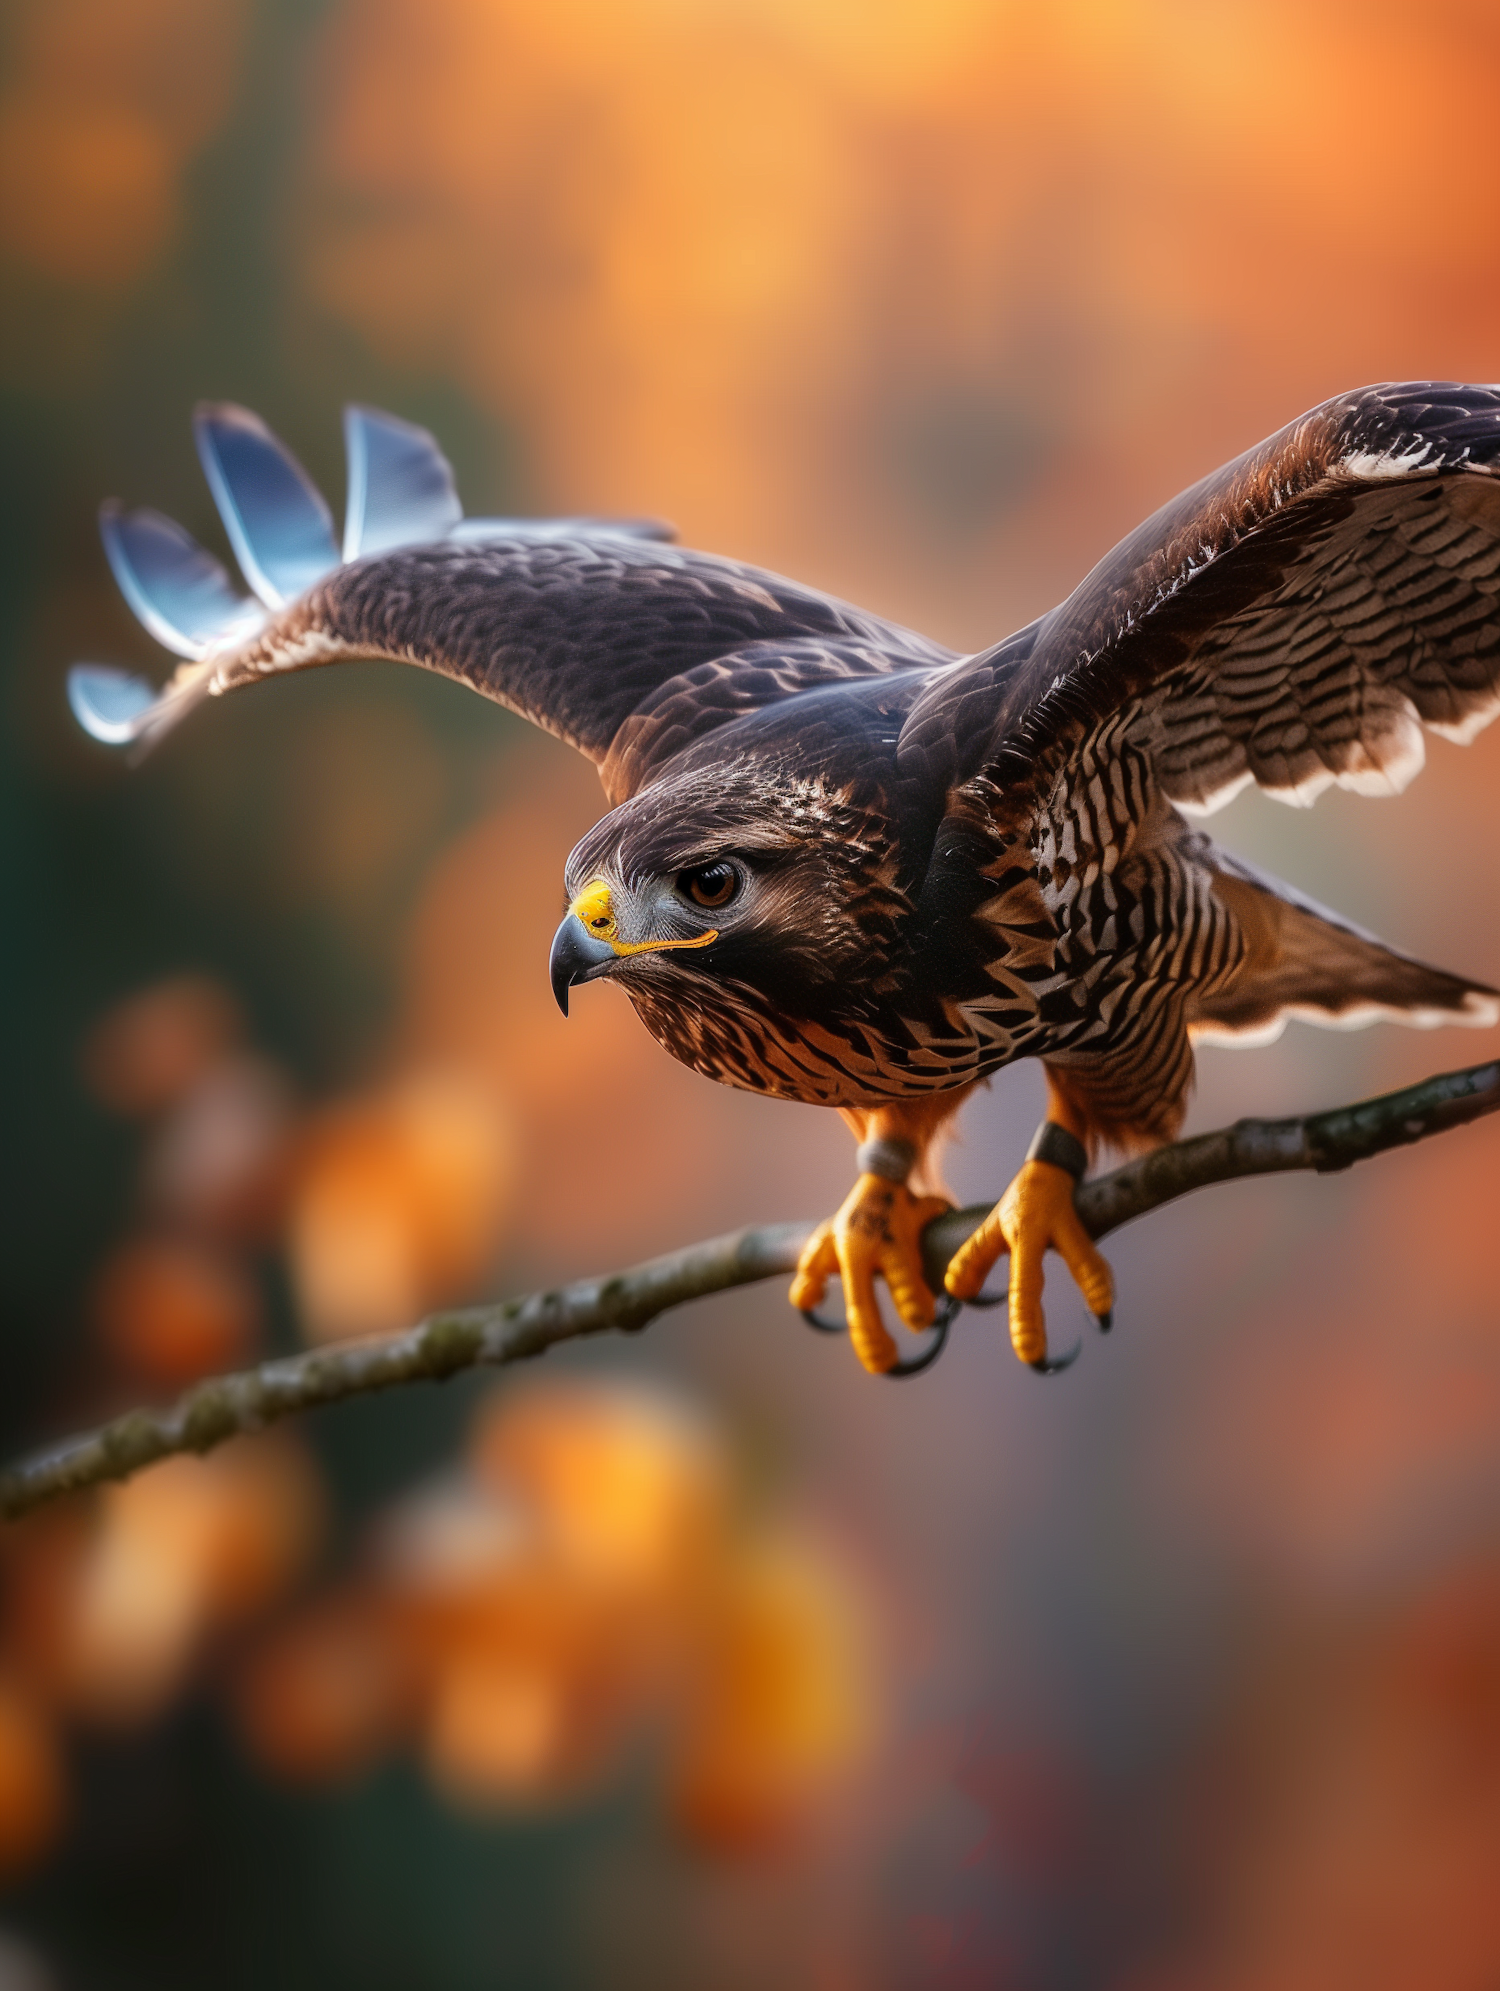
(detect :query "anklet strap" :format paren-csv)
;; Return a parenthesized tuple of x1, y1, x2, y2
(1026, 1121, 1088, 1180)
(855, 1136, 918, 1183)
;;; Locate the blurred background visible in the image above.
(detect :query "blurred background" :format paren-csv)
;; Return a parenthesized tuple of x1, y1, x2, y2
(3, 0, 1500, 1984)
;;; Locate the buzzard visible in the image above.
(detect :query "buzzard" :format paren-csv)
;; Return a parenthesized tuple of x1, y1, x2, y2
(71, 385, 1500, 1377)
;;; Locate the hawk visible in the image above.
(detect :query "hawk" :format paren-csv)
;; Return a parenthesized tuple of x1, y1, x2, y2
(71, 384, 1500, 1376)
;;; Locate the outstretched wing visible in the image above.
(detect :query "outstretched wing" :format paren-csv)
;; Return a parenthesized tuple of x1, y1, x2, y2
(900, 382, 1500, 818)
(70, 403, 952, 801)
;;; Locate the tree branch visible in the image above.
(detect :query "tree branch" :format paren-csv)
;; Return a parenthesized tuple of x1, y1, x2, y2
(3, 1058, 1497, 1522)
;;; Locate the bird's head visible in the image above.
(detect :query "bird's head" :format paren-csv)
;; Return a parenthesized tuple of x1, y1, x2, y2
(549, 760, 910, 1030)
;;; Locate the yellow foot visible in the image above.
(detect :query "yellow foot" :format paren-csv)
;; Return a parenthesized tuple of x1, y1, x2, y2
(788, 1176, 953, 1376)
(944, 1159, 1114, 1371)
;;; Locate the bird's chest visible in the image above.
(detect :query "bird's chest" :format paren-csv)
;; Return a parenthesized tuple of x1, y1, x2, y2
(624, 969, 956, 1107)
(620, 833, 1069, 1106)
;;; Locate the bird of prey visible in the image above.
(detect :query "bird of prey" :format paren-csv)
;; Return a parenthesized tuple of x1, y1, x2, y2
(71, 384, 1500, 1377)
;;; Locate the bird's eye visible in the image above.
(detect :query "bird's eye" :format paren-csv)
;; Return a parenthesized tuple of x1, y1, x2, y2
(678, 861, 741, 910)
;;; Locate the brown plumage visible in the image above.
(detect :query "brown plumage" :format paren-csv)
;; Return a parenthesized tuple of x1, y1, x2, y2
(73, 385, 1500, 1373)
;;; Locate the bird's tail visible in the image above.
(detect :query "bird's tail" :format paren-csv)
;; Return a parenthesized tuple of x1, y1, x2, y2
(69, 402, 672, 756)
(1188, 847, 1499, 1044)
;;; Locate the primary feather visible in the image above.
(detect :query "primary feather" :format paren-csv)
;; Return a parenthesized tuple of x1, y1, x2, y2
(97, 502, 263, 660)
(341, 405, 462, 560)
(194, 403, 341, 609)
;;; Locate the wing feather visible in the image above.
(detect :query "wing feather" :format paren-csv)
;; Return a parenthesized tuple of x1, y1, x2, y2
(194, 403, 341, 607)
(72, 402, 952, 794)
(901, 382, 1500, 821)
(341, 406, 462, 559)
(98, 502, 263, 659)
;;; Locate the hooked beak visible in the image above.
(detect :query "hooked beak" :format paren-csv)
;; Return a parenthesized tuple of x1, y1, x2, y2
(550, 877, 722, 1016)
(549, 913, 616, 1016)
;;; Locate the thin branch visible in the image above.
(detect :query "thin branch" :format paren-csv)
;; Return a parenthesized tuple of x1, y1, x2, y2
(3, 1058, 1497, 1522)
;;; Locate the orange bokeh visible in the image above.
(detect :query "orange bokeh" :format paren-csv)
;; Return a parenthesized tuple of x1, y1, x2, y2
(60, 1437, 324, 1728)
(469, 1378, 729, 1596)
(669, 1529, 880, 1853)
(289, 1069, 517, 1341)
(0, 1675, 65, 1883)
(418, 1569, 651, 1809)
(373, 1388, 716, 1808)
(231, 1590, 417, 1788)
(0, 0, 246, 289)
(91, 1234, 261, 1386)
(80, 976, 243, 1120)
(223, 1377, 881, 1842)
(1152, 1557, 1500, 1991)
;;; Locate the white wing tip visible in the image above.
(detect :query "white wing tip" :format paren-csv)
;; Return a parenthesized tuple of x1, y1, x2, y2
(1338, 443, 1438, 481)
(1459, 988, 1500, 1028)
(68, 661, 217, 753)
(68, 666, 160, 744)
(1193, 986, 1500, 1050)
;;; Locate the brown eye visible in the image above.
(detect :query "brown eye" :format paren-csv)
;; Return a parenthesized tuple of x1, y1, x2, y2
(679, 862, 740, 910)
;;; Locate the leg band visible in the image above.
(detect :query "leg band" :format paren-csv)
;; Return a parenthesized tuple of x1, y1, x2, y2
(855, 1136, 918, 1183)
(1025, 1120, 1088, 1180)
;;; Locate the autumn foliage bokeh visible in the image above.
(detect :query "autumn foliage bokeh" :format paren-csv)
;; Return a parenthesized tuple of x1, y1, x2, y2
(5, 2, 1500, 1987)
(0, 962, 881, 1890)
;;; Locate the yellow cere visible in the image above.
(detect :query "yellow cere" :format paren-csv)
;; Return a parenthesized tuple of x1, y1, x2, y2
(568, 879, 719, 958)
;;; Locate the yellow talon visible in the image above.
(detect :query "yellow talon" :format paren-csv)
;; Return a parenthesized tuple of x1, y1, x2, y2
(789, 1176, 953, 1376)
(944, 1158, 1114, 1369)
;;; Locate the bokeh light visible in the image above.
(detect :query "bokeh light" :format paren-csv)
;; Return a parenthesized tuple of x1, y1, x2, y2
(58, 1437, 323, 1729)
(290, 1072, 516, 1342)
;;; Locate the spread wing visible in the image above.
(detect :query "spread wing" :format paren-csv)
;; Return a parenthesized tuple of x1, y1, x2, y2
(71, 403, 953, 802)
(900, 381, 1500, 819)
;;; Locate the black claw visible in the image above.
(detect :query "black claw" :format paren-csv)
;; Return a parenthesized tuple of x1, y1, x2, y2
(799, 1307, 846, 1336)
(883, 1296, 956, 1379)
(800, 1292, 957, 1378)
(960, 1287, 1008, 1310)
(1094, 1309, 1113, 1335)
(1028, 1337, 1082, 1376)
